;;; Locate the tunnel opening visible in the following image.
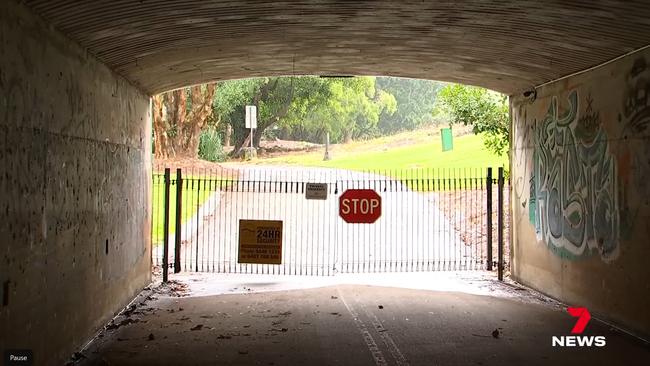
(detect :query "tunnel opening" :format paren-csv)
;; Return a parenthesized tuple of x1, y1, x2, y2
(4, 0, 650, 364)
(148, 76, 511, 283)
(151, 164, 510, 278)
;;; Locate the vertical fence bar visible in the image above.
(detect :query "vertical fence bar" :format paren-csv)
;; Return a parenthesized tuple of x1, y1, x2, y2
(183, 179, 192, 271)
(152, 171, 158, 266)
(162, 168, 171, 282)
(442, 168, 447, 270)
(426, 168, 431, 271)
(497, 167, 505, 281)
(200, 169, 205, 272)
(174, 169, 182, 273)
(195, 176, 200, 272)
(452, 168, 457, 270)
(486, 167, 493, 271)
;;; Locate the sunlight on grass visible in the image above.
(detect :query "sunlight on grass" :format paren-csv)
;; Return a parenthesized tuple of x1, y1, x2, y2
(252, 133, 508, 171)
(151, 175, 214, 246)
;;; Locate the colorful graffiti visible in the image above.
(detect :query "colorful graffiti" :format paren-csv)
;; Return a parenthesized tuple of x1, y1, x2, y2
(530, 91, 620, 261)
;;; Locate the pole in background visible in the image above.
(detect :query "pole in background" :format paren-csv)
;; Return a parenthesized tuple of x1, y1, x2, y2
(324, 132, 331, 161)
(162, 168, 171, 283)
(174, 168, 182, 274)
(245, 105, 257, 160)
(497, 167, 505, 281)
(486, 167, 493, 271)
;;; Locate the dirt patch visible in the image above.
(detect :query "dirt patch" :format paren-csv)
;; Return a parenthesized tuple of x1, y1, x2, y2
(222, 139, 323, 158)
(260, 139, 321, 151)
(153, 157, 238, 176)
(256, 140, 322, 158)
(434, 185, 511, 273)
(154, 280, 191, 297)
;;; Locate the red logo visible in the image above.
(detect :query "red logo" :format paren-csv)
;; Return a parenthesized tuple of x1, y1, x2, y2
(567, 307, 591, 334)
(552, 307, 604, 347)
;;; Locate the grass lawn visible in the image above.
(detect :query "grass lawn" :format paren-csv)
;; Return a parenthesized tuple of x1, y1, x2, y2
(251, 132, 508, 173)
(151, 174, 214, 246)
(150, 130, 507, 242)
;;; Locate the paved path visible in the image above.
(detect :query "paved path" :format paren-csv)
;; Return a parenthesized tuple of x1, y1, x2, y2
(154, 166, 484, 275)
(77, 272, 650, 366)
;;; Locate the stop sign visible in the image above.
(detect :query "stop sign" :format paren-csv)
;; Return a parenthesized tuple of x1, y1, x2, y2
(339, 189, 382, 223)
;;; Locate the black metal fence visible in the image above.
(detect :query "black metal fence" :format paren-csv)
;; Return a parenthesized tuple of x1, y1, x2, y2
(152, 166, 509, 279)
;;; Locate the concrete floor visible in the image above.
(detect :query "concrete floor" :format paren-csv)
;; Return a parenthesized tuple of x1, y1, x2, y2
(76, 273, 650, 366)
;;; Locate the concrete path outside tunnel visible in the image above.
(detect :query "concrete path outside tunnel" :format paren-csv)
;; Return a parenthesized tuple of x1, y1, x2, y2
(76, 273, 650, 366)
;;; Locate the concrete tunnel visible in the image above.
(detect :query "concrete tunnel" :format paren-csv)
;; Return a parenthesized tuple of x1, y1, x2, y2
(1, 0, 650, 364)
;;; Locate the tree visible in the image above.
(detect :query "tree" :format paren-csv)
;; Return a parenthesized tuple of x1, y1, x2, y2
(436, 84, 509, 156)
(214, 76, 393, 154)
(211, 76, 398, 155)
(272, 77, 397, 144)
(324, 77, 397, 142)
(152, 84, 216, 158)
(376, 77, 443, 133)
(213, 77, 336, 156)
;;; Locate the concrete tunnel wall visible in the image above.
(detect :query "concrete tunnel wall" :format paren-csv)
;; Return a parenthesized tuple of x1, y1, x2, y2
(510, 46, 650, 337)
(0, 1, 152, 364)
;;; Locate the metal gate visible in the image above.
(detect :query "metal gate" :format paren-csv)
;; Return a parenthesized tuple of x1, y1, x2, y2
(152, 166, 508, 279)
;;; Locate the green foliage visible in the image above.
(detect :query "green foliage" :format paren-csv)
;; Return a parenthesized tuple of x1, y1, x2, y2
(209, 77, 511, 158)
(213, 77, 335, 152)
(152, 173, 214, 245)
(436, 84, 509, 156)
(298, 77, 397, 143)
(213, 76, 398, 150)
(198, 127, 227, 162)
(376, 77, 444, 133)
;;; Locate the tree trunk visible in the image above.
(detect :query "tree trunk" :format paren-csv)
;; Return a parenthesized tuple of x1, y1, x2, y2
(153, 94, 173, 158)
(224, 124, 232, 147)
(152, 84, 217, 159)
(231, 79, 294, 157)
(343, 129, 353, 143)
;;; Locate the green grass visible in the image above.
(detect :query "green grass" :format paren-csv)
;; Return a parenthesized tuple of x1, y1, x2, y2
(254, 133, 507, 172)
(150, 132, 506, 239)
(151, 175, 213, 246)
(244, 131, 508, 190)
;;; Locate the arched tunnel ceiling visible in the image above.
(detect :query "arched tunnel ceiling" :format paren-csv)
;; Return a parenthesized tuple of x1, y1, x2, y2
(23, 0, 650, 95)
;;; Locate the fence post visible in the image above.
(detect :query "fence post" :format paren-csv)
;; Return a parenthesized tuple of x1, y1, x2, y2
(486, 167, 493, 271)
(195, 178, 201, 272)
(163, 168, 171, 283)
(174, 168, 182, 273)
(497, 167, 504, 281)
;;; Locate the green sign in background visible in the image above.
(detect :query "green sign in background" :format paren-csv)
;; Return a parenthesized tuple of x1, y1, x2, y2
(441, 128, 453, 152)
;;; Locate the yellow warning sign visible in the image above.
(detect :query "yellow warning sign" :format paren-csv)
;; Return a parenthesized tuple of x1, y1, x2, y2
(238, 220, 283, 264)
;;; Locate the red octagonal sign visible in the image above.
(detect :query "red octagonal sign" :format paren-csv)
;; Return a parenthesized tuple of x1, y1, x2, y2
(339, 189, 382, 223)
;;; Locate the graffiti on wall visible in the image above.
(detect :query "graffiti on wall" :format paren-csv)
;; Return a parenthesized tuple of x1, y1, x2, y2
(512, 107, 534, 211)
(530, 91, 620, 261)
(618, 58, 650, 236)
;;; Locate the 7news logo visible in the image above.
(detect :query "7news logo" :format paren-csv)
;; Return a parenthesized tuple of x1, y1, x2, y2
(552, 307, 606, 347)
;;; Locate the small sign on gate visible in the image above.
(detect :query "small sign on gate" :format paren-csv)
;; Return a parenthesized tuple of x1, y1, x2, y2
(238, 220, 283, 264)
(305, 183, 328, 200)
